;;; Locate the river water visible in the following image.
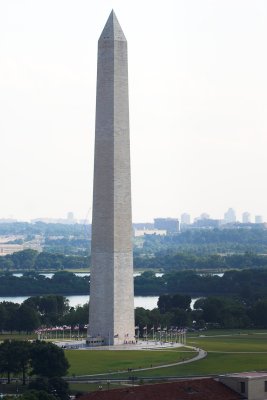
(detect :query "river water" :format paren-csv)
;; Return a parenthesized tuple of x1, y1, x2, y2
(12, 272, 163, 278)
(3, 271, 214, 309)
(0, 294, 201, 310)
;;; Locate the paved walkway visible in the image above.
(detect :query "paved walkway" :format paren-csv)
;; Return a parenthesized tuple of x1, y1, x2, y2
(56, 340, 184, 351)
(68, 345, 207, 379)
(207, 351, 267, 353)
(55, 339, 207, 378)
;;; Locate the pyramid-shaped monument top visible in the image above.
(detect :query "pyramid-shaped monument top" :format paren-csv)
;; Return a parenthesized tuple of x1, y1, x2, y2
(99, 10, 126, 42)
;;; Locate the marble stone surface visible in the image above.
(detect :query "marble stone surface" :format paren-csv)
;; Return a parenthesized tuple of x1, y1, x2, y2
(88, 10, 135, 345)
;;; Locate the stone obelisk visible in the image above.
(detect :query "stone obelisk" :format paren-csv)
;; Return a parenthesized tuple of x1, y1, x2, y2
(88, 10, 135, 346)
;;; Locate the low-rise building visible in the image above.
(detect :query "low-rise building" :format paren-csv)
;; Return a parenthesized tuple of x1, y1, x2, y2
(220, 372, 267, 400)
(79, 378, 243, 400)
(134, 229, 167, 237)
(154, 218, 179, 233)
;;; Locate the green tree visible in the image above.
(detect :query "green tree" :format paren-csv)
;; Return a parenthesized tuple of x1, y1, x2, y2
(11, 341, 31, 385)
(171, 308, 191, 327)
(30, 342, 69, 378)
(23, 295, 69, 326)
(195, 297, 225, 323)
(0, 303, 6, 331)
(157, 294, 191, 313)
(62, 303, 88, 326)
(29, 377, 69, 400)
(17, 304, 40, 333)
(11, 249, 38, 270)
(0, 341, 21, 383)
(0, 257, 15, 270)
(135, 308, 150, 336)
(249, 300, 267, 327)
(0, 341, 32, 384)
(21, 390, 57, 400)
(3, 302, 20, 332)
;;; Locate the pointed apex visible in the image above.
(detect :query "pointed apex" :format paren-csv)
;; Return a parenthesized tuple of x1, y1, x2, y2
(99, 10, 126, 42)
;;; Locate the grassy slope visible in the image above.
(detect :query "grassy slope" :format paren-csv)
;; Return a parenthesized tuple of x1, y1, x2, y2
(66, 348, 195, 376)
(119, 331, 267, 377)
(66, 330, 267, 378)
(187, 333, 267, 352)
(2, 330, 267, 378)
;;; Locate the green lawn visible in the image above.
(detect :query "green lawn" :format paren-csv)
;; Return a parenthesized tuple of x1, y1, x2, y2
(187, 332, 267, 352)
(69, 382, 124, 394)
(2, 330, 266, 380)
(65, 348, 195, 376)
(65, 331, 267, 378)
(121, 353, 267, 378)
(0, 333, 37, 341)
(0, 383, 28, 395)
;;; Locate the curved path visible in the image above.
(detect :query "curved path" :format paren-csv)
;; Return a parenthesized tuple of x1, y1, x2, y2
(69, 346, 207, 379)
(133, 346, 207, 373)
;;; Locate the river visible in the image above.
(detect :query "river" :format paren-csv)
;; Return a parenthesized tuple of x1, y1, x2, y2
(12, 272, 163, 278)
(5, 271, 215, 309)
(0, 294, 201, 310)
(12, 272, 223, 278)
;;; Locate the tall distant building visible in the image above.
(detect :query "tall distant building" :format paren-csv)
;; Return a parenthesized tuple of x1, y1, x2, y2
(200, 213, 210, 220)
(67, 212, 74, 221)
(154, 218, 179, 233)
(181, 213, 191, 225)
(193, 218, 222, 229)
(255, 215, 263, 224)
(242, 212, 251, 223)
(224, 208, 236, 224)
(88, 11, 135, 346)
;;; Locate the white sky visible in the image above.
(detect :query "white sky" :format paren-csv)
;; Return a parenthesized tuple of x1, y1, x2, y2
(0, 0, 267, 223)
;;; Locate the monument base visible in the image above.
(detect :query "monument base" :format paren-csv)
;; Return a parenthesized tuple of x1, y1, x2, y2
(86, 335, 136, 347)
(86, 337, 105, 347)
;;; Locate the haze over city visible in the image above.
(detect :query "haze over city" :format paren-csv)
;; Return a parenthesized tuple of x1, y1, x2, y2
(0, 0, 267, 222)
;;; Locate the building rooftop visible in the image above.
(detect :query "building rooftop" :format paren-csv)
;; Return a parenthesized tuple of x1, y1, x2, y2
(222, 371, 267, 379)
(79, 378, 243, 400)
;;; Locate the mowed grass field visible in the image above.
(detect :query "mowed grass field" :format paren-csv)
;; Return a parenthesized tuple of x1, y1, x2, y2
(187, 332, 267, 352)
(65, 348, 195, 376)
(0, 333, 37, 341)
(124, 331, 267, 378)
(65, 330, 267, 378)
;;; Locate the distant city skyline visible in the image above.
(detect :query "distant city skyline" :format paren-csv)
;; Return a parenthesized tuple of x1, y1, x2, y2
(1, 1, 267, 222)
(0, 208, 265, 224)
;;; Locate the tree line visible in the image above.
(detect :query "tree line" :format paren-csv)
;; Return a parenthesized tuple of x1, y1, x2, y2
(0, 340, 69, 400)
(0, 295, 86, 333)
(0, 221, 90, 236)
(1, 290, 267, 336)
(2, 248, 267, 273)
(0, 249, 89, 271)
(136, 294, 267, 333)
(136, 227, 267, 255)
(2, 266, 267, 331)
(0, 271, 88, 296)
(2, 268, 267, 297)
(2, 293, 267, 335)
(134, 251, 267, 270)
(2, 223, 267, 257)
(134, 268, 267, 297)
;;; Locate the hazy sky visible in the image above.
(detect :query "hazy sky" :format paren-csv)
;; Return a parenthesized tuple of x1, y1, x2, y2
(0, 0, 267, 222)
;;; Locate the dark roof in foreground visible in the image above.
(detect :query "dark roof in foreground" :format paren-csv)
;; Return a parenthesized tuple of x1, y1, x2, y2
(79, 378, 243, 400)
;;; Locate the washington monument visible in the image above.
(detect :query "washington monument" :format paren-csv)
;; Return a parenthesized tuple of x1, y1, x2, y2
(88, 11, 135, 346)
